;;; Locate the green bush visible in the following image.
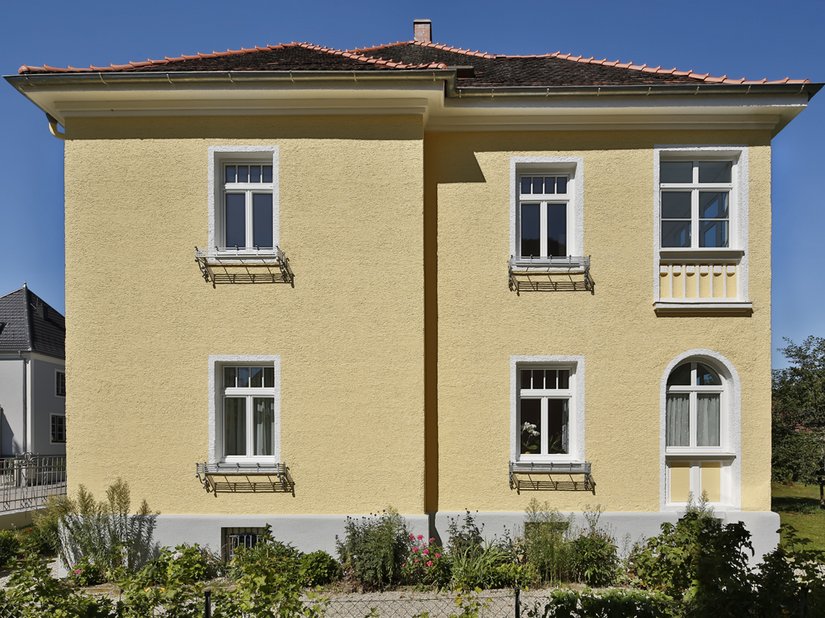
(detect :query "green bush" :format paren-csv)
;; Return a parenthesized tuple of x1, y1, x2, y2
(130, 543, 222, 590)
(570, 508, 619, 587)
(523, 499, 574, 584)
(300, 550, 341, 587)
(59, 478, 159, 581)
(336, 508, 409, 590)
(401, 534, 451, 588)
(67, 555, 106, 587)
(23, 495, 72, 556)
(0, 529, 21, 569)
(772, 430, 824, 484)
(524, 588, 679, 618)
(446, 510, 485, 556)
(450, 543, 531, 590)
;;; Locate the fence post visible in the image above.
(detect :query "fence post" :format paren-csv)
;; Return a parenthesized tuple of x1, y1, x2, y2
(514, 587, 520, 618)
(204, 589, 212, 618)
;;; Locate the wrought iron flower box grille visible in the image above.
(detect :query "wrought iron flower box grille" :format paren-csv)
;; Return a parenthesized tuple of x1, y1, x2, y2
(194, 246, 294, 287)
(196, 462, 295, 496)
(509, 460, 595, 494)
(508, 255, 594, 294)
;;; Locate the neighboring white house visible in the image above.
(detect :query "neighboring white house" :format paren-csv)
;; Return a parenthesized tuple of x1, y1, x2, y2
(0, 285, 66, 457)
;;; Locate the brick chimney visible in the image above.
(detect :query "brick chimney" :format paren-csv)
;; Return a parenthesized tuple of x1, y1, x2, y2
(414, 19, 432, 43)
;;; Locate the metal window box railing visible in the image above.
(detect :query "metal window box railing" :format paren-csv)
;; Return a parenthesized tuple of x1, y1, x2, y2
(509, 460, 595, 494)
(196, 462, 295, 496)
(508, 256, 594, 294)
(195, 246, 294, 287)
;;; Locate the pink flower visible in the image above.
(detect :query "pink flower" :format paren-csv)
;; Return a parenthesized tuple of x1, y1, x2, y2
(435, 553, 442, 559)
(412, 546, 418, 553)
(409, 533, 415, 540)
(422, 548, 429, 555)
(417, 534, 424, 540)
(429, 538, 436, 543)
(426, 561, 433, 567)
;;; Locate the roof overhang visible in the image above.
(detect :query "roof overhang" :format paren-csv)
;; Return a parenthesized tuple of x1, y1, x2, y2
(5, 71, 820, 135)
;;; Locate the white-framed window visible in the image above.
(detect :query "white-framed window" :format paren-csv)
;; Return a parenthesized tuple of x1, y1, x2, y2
(510, 158, 583, 260)
(209, 355, 280, 464)
(511, 355, 584, 464)
(50, 414, 66, 444)
(659, 159, 734, 249)
(661, 352, 740, 509)
(55, 370, 65, 397)
(208, 147, 279, 254)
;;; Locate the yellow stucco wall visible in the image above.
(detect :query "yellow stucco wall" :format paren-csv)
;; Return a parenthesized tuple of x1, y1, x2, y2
(64, 115, 426, 515)
(427, 130, 772, 514)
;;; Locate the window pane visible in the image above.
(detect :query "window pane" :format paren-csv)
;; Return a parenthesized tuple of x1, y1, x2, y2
(698, 161, 732, 183)
(557, 370, 569, 389)
(519, 399, 541, 454)
(224, 399, 246, 456)
(667, 363, 691, 386)
(262, 165, 273, 183)
(547, 399, 569, 454)
(556, 177, 568, 194)
(250, 165, 261, 183)
(697, 394, 721, 447)
(544, 370, 557, 389)
(660, 161, 692, 183)
(520, 369, 531, 389)
(696, 363, 721, 386)
(547, 203, 567, 256)
(699, 192, 729, 219)
(532, 177, 543, 194)
(250, 367, 263, 388)
(699, 221, 729, 248)
(666, 394, 690, 446)
(225, 193, 246, 248)
(263, 366, 274, 388)
(661, 192, 691, 219)
(520, 177, 532, 194)
(252, 194, 273, 248)
(253, 398, 274, 456)
(237, 165, 249, 182)
(224, 366, 237, 388)
(237, 367, 250, 388)
(520, 203, 541, 257)
(661, 221, 691, 248)
(543, 177, 556, 194)
(224, 165, 236, 183)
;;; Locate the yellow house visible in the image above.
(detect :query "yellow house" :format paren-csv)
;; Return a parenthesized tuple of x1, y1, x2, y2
(7, 20, 820, 558)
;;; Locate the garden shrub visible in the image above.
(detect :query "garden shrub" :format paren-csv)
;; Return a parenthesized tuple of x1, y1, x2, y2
(336, 508, 409, 590)
(300, 549, 341, 587)
(23, 494, 72, 556)
(446, 510, 485, 556)
(0, 529, 21, 569)
(450, 542, 531, 590)
(524, 588, 679, 618)
(59, 478, 159, 581)
(523, 499, 574, 584)
(402, 533, 450, 588)
(570, 507, 619, 587)
(130, 543, 222, 589)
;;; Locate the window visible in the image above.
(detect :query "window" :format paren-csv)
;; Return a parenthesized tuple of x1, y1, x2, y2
(209, 355, 280, 464)
(222, 527, 267, 561)
(50, 414, 66, 444)
(208, 147, 279, 254)
(56, 370, 65, 397)
(511, 356, 584, 464)
(665, 361, 723, 451)
(660, 160, 732, 249)
(517, 175, 571, 258)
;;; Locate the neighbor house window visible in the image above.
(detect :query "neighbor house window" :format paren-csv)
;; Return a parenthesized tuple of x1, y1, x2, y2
(208, 147, 279, 254)
(56, 370, 65, 397)
(659, 159, 733, 249)
(50, 414, 66, 444)
(222, 366, 276, 459)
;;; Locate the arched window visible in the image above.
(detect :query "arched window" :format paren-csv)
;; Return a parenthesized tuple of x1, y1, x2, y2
(663, 355, 738, 508)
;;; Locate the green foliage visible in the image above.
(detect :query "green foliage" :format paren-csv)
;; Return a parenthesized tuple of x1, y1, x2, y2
(628, 500, 754, 614)
(67, 556, 106, 587)
(402, 534, 451, 588)
(23, 495, 72, 556)
(300, 550, 341, 587)
(570, 508, 619, 587)
(524, 588, 679, 618)
(59, 478, 159, 581)
(523, 499, 574, 584)
(772, 430, 824, 483)
(0, 529, 21, 569)
(446, 510, 485, 557)
(449, 543, 531, 590)
(337, 508, 410, 590)
(129, 543, 222, 589)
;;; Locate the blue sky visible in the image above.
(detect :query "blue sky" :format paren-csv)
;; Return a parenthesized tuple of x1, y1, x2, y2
(0, 1, 822, 367)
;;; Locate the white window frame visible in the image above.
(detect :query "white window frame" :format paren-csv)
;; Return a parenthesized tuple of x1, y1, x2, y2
(208, 355, 281, 464)
(55, 370, 65, 397)
(208, 146, 279, 255)
(665, 361, 727, 456)
(510, 355, 585, 464)
(659, 350, 741, 510)
(510, 157, 584, 259)
(653, 146, 749, 301)
(50, 414, 66, 444)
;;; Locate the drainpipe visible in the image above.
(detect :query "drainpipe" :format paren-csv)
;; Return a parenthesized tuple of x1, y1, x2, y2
(46, 114, 66, 140)
(23, 353, 32, 453)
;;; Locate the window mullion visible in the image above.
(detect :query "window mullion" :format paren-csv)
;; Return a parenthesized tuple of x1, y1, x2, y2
(539, 202, 548, 257)
(540, 398, 548, 455)
(246, 395, 254, 457)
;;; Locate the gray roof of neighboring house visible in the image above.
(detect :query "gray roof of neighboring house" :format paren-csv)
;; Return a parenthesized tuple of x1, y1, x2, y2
(0, 286, 65, 359)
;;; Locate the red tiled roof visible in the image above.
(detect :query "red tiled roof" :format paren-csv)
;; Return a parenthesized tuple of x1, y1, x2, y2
(18, 38, 811, 88)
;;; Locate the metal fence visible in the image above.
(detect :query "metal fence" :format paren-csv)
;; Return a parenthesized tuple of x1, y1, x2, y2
(0, 453, 67, 513)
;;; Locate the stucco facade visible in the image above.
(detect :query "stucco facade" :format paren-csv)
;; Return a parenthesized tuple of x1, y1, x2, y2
(7, 29, 819, 558)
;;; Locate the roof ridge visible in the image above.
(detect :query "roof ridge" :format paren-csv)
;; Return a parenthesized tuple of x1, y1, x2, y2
(348, 41, 413, 53)
(413, 40, 496, 60)
(495, 50, 810, 85)
(294, 42, 448, 70)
